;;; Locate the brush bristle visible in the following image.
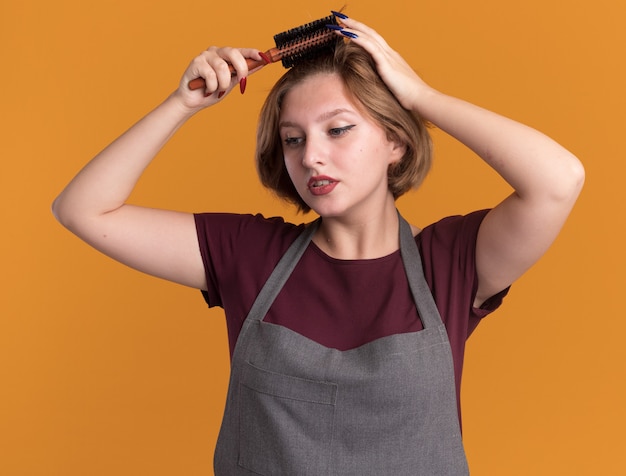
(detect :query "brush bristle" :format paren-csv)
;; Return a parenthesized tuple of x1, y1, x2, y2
(273, 15, 340, 68)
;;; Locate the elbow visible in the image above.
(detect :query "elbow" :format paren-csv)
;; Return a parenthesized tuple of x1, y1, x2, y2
(51, 193, 75, 229)
(548, 153, 586, 205)
(51, 195, 67, 228)
(51, 196, 61, 221)
(52, 192, 115, 235)
(520, 153, 585, 212)
(564, 154, 586, 202)
(51, 195, 62, 223)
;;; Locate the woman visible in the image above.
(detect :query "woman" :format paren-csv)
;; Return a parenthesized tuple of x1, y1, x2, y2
(52, 12, 584, 475)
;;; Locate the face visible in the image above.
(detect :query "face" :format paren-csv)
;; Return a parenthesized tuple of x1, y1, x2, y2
(279, 73, 405, 220)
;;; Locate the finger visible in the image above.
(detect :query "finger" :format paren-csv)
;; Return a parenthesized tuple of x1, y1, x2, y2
(213, 46, 248, 82)
(207, 47, 239, 93)
(183, 50, 219, 95)
(206, 47, 266, 96)
(327, 25, 391, 66)
(329, 18, 402, 75)
(244, 49, 268, 74)
(334, 16, 390, 48)
(229, 48, 266, 78)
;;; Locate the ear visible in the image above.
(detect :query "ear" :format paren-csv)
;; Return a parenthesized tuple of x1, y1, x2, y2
(387, 139, 407, 165)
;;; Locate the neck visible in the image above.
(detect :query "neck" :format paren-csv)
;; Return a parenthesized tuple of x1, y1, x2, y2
(313, 201, 402, 260)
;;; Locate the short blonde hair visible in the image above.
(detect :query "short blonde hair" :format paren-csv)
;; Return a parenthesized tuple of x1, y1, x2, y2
(256, 41, 432, 213)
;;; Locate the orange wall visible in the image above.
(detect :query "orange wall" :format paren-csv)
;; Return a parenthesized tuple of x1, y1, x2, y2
(2, 0, 624, 474)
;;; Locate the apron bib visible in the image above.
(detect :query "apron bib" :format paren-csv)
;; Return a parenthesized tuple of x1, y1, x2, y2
(214, 214, 469, 475)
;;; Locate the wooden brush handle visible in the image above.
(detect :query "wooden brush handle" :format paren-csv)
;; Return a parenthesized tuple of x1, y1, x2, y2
(187, 54, 276, 90)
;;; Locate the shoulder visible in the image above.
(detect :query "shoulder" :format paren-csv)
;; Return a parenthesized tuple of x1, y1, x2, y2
(194, 212, 303, 243)
(193, 213, 308, 307)
(193, 212, 310, 268)
(194, 212, 298, 231)
(415, 209, 491, 297)
(418, 210, 490, 244)
(415, 209, 508, 322)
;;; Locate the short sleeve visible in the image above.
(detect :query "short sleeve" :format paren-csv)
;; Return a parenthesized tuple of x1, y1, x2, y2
(417, 209, 510, 338)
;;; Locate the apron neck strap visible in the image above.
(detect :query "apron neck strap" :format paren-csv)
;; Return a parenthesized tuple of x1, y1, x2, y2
(245, 218, 320, 323)
(398, 213, 444, 329)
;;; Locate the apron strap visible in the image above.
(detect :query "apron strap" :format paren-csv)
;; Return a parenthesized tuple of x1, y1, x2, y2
(398, 213, 444, 329)
(246, 219, 320, 322)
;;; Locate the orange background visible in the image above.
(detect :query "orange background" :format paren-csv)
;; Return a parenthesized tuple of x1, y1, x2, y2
(2, 0, 624, 474)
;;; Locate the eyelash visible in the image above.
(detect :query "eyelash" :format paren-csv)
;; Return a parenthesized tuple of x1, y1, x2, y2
(329, 124, 356, 136)
(283, 125, 356, 147)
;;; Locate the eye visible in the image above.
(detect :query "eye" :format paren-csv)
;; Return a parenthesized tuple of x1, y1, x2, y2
(283, 136, 304, 147)
(329, 125, 356, 137)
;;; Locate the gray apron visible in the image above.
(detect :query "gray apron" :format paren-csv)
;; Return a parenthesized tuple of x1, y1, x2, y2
(214, 214, 469, 475)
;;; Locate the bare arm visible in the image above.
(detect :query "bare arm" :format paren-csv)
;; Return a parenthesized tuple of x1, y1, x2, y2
(52, 46, 264, 289)
(336, 17, 585, 305)
(412, 91, 585, 306)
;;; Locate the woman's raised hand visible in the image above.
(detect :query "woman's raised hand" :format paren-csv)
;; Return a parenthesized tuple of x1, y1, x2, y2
(174, 46, 265, 112)
(330, 15, 431, 112)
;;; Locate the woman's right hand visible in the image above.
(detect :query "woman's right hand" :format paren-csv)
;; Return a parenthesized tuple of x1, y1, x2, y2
(174, 46, 266, 112)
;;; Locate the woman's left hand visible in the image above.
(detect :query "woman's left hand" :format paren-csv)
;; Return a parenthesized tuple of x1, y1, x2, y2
(332, 15, 431, 112)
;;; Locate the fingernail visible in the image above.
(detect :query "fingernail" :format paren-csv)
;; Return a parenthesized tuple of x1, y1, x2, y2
(259, 52, 271, 64)
(326, 24, 343, 31)
(218, 91, 225, 99)
(204, 90, 213, 97)
(239, 77, 247, 95)
(331, 10, 348, 20)
(341, 30, 358, 39)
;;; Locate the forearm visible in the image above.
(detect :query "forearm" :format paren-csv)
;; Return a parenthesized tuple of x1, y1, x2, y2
(413, 88, 584, 203)
(52, 93, 194, 226)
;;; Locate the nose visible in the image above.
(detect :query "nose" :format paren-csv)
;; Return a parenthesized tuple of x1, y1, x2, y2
(301, 137, 326, 168)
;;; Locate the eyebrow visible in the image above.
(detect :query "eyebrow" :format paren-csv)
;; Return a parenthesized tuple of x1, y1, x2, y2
(279, 108, 355, 129)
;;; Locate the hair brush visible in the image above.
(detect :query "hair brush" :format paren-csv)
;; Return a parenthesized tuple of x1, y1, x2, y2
(188, 13, 340, 90)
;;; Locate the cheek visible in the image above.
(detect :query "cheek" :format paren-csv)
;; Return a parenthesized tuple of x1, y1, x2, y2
(283, 155, 302, 185)
(283, 153, 293, 173)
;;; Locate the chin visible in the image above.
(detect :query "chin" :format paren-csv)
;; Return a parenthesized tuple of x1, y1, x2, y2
(306, 202, 342, 218)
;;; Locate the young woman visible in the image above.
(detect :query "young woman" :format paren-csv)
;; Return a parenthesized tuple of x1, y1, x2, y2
(52, 12, 584, 475)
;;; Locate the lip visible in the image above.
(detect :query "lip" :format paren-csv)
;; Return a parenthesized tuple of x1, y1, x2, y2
(307, 175, 339, 196)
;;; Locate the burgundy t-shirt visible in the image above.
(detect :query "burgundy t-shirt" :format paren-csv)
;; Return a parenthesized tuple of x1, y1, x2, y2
(194, 210, 508, 414)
